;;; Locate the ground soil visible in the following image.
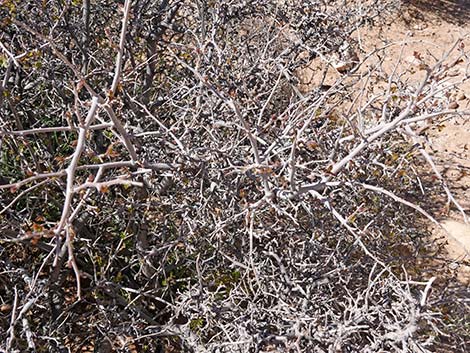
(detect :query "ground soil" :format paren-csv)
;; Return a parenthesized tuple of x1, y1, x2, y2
(299, 0, 470, 283)
(367, 1, 470, 283)
(397, 1, 470, 284)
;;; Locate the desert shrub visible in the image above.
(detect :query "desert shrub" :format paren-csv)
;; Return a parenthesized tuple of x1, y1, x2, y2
(0, 0, 468, 352)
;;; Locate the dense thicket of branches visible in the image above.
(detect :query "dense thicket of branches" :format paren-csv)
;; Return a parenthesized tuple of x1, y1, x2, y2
(0, 0, 469, 352)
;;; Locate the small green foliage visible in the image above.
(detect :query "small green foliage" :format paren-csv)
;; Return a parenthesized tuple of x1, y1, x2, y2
(95, 255, 104, 267)
(189, 317, 205, 331)
(0, 54, 8, 68)
(113, 271, 123, 283)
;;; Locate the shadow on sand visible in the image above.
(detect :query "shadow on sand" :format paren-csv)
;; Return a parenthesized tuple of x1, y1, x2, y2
(406, 0, 470, 25)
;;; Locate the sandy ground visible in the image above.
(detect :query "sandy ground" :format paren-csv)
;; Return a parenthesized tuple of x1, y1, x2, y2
(363, 2, 470, 283)
(299, 0, 470, 283)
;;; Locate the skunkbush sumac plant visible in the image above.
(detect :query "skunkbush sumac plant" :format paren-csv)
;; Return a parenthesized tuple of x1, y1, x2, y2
(1, 0, 469, 352)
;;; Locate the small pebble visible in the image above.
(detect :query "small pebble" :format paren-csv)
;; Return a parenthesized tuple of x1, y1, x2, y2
(448, 101, 459, 109)
(457, 92, 466, 101)
(0, 304, 12, 312)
